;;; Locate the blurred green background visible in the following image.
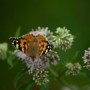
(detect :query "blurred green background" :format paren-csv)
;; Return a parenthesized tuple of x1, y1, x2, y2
(0, 0, 90, 90)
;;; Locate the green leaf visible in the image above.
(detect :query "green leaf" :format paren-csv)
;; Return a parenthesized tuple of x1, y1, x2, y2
(7, 57, 14, 67)
(71, 51, 79, 61)
(17, 79, 34, 90)
(41, 83, 49, 90)
(15, 27, 21, 37)
(7, 51, 16, 68)
(14, 67, 27, 87)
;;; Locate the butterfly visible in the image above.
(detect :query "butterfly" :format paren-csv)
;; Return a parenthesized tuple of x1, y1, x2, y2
(9, 33, 53, 59)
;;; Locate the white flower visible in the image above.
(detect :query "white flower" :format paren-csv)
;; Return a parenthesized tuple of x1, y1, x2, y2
(14, 46, 60, 85)
(52, 27, 74, 50)
(0, 43, 8, 60)
(82, 47, 90, 70)
(12, 27, 71, 85)
(47, 51, 60, 65)
(31, 27, 55, 42)
(66, 62, 81, 76)
(14, 50, 50, 85)
(13, 28, 55, 85)
(30, 27, 74, 51)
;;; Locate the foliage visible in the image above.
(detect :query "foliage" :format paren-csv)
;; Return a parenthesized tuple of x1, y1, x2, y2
(0, 27, 90, 90)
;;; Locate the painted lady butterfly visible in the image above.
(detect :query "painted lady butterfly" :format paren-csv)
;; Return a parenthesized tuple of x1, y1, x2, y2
(9, 34, 53, 59)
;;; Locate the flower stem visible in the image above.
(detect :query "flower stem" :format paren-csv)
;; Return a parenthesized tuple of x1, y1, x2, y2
(49, 67, 75, 90)
(48, 66, 58, 78)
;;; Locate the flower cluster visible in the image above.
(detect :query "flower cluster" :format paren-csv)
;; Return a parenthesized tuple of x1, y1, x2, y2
(31, 27, 55, 43)
(52, 27, 74, 50)
(82, 47, 90, 70)
(13, 27, 74, 85)
(33, 27, 74, 51)
(65, 62, 81, 76)
(14, 49, 60, 85)
(0, 43, 8, 60)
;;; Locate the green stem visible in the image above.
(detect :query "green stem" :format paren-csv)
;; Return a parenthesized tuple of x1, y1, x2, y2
(59, 77, 75, 90)
(48, 67, 75, 90)
(48, 66, 58, 78)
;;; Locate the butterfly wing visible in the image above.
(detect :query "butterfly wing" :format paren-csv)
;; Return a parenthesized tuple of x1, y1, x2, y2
(36, 35, 54, 56)
(9, 34, 34, 54)
(9, 34, 53, 58)
(9, 37, 28, 53)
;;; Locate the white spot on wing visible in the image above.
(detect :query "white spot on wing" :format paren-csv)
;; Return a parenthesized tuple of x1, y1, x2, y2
(16, 44, 19, 48)
(16, 40, 18, 43)
(45, 49, 48, 54)
(48, 46, 50, 48)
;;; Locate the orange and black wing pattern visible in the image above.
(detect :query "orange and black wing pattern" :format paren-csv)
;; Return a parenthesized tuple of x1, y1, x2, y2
(36, 34, 53, 56)
(9, 34, 34, 54)
(9, 34, 53, 58)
